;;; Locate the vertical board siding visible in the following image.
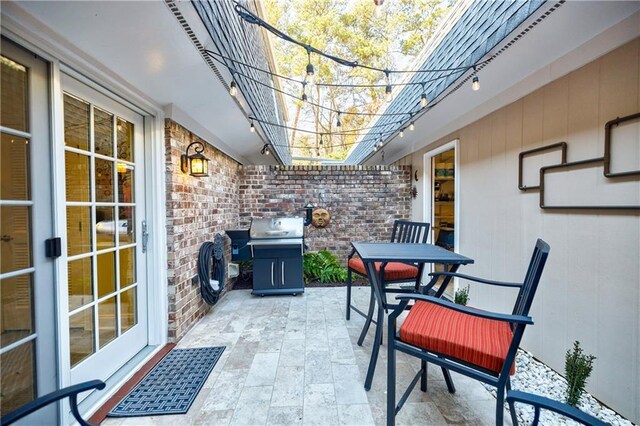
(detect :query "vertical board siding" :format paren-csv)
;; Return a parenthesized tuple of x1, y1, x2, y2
(404, 38, 640, 422)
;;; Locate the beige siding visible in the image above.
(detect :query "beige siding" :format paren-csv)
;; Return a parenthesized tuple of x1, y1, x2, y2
(401, 38, 640, 422)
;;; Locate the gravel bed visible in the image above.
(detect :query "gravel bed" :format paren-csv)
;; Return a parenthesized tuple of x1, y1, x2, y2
(482, 349, 634, 425)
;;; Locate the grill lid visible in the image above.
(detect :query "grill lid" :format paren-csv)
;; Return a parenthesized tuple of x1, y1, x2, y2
(250, 217, 304, 239)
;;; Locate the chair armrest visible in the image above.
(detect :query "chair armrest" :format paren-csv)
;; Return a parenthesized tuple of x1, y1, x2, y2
(506, 391, 607, 426)
(1, 380, 106, 426)
(429, 272, 522, 288)
(395, 294, 533, 325)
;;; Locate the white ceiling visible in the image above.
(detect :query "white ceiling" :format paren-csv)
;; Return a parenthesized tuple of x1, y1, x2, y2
(3, 1, 640, 166)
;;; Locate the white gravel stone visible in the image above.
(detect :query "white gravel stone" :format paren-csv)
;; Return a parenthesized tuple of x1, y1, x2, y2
(481, 349, 635, 425)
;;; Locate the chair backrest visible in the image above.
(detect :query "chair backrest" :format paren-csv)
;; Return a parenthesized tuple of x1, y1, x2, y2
(390, 220, 430, 244)
(512, 239, 550, 318)
(434, 229, 454, 250)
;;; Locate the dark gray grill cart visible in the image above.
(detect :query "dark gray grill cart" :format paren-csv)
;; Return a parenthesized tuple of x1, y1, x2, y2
(248, 217, 305, 296)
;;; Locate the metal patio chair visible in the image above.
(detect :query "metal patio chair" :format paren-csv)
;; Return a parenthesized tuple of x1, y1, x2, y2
(506, 391, 607, 426)
(345, 220, 430, 344)
(387, 239, 550, 426)
(1, 380, 105, 426)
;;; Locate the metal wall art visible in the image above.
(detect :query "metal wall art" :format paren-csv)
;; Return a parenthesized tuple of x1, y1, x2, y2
(518, 112, 640, 210)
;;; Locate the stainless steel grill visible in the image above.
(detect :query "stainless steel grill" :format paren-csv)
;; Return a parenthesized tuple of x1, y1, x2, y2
(247, 217, 305, 296)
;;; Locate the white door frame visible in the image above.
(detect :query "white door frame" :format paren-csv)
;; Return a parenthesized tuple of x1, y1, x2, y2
(1, 8, 168, 423)
(422, 139, 461, 289)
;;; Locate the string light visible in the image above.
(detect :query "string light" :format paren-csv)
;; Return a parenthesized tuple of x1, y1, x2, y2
(234, 3, 490, 76)
(229, 80, 237, 96)
(249, 115, 406, 136)
(227, 3, 499, 159)
(250, 120, 255, 133)
(374, 0, 384, 18)
(305, 47, 314, 83)
(206, 49, 463, 90)
(384, 71, 393, 102)
(260, 144, 270, 155)
(472, 66, 480, 91)
(472, 75, 480, 91)
(319, 134, 324, 145)
(421, 93, 428, 108)
(211, 56, 412, 117)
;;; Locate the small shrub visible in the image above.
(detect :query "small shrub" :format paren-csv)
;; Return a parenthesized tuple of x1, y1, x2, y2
(565, 341, 596, 406)
(454, 284, 470, 305)
(303, 250, 348, 283)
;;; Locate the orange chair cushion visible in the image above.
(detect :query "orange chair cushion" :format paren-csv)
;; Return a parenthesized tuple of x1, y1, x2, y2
(399, 301, 515, 375)
(348, 258, 418, 281)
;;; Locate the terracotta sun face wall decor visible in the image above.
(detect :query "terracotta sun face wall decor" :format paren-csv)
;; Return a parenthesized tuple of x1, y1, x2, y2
(312, 208, 331, 228)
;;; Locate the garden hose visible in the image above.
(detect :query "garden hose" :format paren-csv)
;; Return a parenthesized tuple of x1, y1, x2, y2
(197, 234, 225, 305)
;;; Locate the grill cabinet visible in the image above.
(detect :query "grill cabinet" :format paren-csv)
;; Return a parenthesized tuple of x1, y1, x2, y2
(248, 218, 305, 296)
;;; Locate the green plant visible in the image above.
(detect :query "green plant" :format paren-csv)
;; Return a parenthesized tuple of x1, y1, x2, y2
(303, 250, 348, 283)
(565, 341, 596, 406)
(454, 284, 470, 305)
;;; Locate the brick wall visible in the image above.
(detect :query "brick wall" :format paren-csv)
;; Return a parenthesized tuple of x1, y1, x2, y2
(165, 120, 240, 341)
(239, 165, 412, 264)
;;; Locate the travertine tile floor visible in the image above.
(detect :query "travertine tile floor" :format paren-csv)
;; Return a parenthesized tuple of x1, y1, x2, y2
(103, 287, 510, 425)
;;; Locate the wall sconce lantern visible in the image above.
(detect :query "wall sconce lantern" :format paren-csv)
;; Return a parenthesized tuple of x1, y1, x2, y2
(180, 141, 209, 177)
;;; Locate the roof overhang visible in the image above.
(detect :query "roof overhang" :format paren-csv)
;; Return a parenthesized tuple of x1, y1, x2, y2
(364, 1, 640, 164)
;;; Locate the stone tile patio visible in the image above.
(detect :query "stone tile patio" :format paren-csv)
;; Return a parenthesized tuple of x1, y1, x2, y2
(102, 287, 509, 425)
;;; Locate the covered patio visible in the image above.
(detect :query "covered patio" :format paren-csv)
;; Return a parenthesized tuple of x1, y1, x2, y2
(1, 0, 639, 425)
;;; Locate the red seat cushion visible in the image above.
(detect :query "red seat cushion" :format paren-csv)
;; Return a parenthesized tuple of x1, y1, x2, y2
(348, 258, 418, 281)
(399, 301, 515, 375)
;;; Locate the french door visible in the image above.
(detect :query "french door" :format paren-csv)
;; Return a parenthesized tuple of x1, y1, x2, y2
(1, 39, 57, 423)
(61, 75, 148, 386)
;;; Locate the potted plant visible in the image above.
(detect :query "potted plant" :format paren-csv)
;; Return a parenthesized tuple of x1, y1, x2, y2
(454, 284, 470, 305)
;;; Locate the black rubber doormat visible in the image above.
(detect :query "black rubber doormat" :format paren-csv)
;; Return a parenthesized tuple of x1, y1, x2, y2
(108, 346, 225, 417)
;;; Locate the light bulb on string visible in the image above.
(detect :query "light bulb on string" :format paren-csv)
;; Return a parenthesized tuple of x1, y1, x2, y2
(250, 121, 255, 133)
(421, 93, 428, 108)
(319, 134, 324, 145)
(384, 71, 392, 103)
(260, 144, 270, 155)
(409, 122, 415, 131)
(472, 76, 480, 91)
(471, 66, 480, 91)
(229, 80, 237, 97)
(305, 48, 314, 84)
(336, 113, 341, 127)
(399, 129, 404, 138)
(374, 0, 384, 18)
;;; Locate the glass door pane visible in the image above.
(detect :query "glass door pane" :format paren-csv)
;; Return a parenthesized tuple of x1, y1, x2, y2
(63, 90, 142, 373)
(0, 53, 36, 416)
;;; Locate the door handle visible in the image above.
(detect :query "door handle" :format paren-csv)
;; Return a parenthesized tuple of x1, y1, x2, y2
(271, 262, 275, 287)
(281, 262, 285, 286)
(1, 235, 14, 242)
(141, 220, 149, 253)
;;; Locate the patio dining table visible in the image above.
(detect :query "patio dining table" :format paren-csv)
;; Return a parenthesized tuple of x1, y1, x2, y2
(350, 242, 474, 390)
